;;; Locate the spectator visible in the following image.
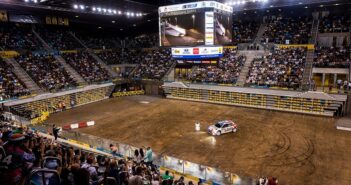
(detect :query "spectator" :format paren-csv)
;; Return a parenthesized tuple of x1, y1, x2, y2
(128, 166, 144, 185)
(313, 46, 350, 68)
(144, 146, 153, 166)
(319, 14, 350, 33)
(62, 52, 111, 83)
(262, 16, 312, 44)
(16, 54, 77, 91)
(161, 170, 174, 180)
(246, 47, 307, 88)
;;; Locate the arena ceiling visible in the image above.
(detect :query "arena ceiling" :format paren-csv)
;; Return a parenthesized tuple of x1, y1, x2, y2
(0, 0, 350, 36)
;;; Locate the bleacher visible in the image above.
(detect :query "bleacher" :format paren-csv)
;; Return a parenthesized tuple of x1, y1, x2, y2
(3, 83, 114, 119)
(163, 82, 347, 116)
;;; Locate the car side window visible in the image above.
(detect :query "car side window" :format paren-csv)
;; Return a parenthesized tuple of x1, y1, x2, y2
(223, 124, 228, 128)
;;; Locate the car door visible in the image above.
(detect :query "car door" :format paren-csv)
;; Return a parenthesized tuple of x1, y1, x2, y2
(222, 124, 231, 133)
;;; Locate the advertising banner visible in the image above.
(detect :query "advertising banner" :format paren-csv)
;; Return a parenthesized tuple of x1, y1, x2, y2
(172, 46, 223, 59)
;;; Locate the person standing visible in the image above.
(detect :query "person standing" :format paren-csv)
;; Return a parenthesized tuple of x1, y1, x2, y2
(144, 146, 153, 167)
(52, 124, 59, 140)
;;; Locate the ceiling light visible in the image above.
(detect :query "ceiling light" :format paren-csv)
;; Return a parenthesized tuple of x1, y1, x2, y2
(113, 10, 117, 14)
(126, 12, 130, 16)
(112, 20, 115, 23)
(79, 5, 85, 10)
(92, 7, 96, 11)
(120, 29, 123, 31)
(131, 13, 135, 17)
(118, 11, 122, 15)
(97, 7, 101, 12)
(73, 4, 78, 9)
(75, 15, 79, 18)
(98, 26, 102, 29)
(108, 9, 112, 13)
(24, 0, 29, 2)
(33, 0, 37, 3)
(102, 8, 107, 13)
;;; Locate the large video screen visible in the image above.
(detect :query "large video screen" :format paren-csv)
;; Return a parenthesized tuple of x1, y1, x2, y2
(160, 12, 205, 46)
(159, 1, 233, 47)
(214, 11, 232, 45)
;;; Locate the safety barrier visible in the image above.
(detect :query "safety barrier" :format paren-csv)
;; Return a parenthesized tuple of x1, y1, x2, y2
(112, 90, 145, 97)
(277, 44, 314, 50)
(62, 120, 95, 130)
(0, 50, 20, 58)
(59, 130, 253, 185)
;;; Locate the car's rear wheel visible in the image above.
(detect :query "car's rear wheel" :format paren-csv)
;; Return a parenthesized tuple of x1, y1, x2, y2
(233, 128, 237, 133)
(216, 131, 221, 136)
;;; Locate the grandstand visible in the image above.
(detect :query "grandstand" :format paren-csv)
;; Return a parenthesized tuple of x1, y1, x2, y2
(0, 0, 351, 185)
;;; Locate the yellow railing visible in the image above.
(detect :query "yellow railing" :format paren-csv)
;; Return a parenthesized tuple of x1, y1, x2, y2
(112, 90, 145, 97)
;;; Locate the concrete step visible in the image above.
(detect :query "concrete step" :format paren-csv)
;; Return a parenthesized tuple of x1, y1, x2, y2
(236, 50, 265, 86)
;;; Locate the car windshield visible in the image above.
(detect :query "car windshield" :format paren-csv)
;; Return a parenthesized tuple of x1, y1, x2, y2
(215, 123, 223, 128)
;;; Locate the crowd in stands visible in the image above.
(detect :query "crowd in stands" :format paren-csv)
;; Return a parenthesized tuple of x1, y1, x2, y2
(0, 119, 200, 185)
(133, 49, 174, 80)
(62, 52, 111, 83)
(17, 54, 77, 92)
(262, 16, 312, 44)
(187, 49, 246, 84)
(97, 49, 145, 65)
(0, 23, 42, 51)
(125, 34, 158, 48)
(37, 26, 83, 50)
(79, 36, 121, 50)
(232, 20, 259, 44)
(0, 58, 30, 100)
(246, 47, 307, 89)
(319, 15, 350, 33)
(314, 46, 351, 68)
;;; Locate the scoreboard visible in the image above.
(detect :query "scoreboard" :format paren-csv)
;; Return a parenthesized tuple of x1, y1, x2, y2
(159, 1, 233, 47)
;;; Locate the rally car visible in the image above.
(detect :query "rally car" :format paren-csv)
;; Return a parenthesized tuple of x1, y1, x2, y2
(208, 120, 237, 136)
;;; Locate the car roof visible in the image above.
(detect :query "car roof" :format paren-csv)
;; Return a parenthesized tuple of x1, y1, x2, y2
(217, 120, 233, 125)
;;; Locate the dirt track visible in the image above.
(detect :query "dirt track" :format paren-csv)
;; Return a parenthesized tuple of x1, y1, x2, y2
(47, 95, 351, 185)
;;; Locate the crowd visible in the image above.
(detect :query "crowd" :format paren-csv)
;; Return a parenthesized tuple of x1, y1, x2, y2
(262, 16, 312, 44)
(125, 34, 158, 48)
(37, 26, 83, 50)
(62, 52, 111, 83)
(97, 49, 146, 65)
(246, 47, 307, 89)
(187, 49, 246, 84)
(17, 54, 78, 91)
(79, 37, 121, 50)
(0, 119, 201, 185)
(232, 20, 259, 44)
(0, 58, 30, 100)
(0, 23, 42, 51)
(319, 15, 350, 33)
(133, 49, 174, 80)
(313, 46, 351, 68)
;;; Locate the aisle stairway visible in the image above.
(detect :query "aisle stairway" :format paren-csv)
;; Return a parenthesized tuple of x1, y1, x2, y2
(69, 32, 118, 78)
(33, 29, 87, 85)
(253, 23, 267, 44)
(301, 49, 315, 90)
(236, 50, 264, 86)
(162, 62, 176, 82)
(3, 58, 43, 94)
(54, 55, 87, 85)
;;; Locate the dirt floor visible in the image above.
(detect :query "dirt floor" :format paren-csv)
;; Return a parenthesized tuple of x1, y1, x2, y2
(47, 95, 351, 185)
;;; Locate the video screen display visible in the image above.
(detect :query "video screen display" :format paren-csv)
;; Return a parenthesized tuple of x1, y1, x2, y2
(214, 11, 232, 45)
(160, 12, 205, 46)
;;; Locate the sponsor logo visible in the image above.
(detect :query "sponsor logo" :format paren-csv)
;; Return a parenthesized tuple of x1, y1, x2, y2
(193, 48, 199, 54)
(182, 48, 191, 55)
(174, 49, 180, 54)
(201, 48, 209, 54)
(206, 36, 213, 40)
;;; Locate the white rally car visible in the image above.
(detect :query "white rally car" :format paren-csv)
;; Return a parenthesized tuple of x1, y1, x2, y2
(208, 120, 237, 136)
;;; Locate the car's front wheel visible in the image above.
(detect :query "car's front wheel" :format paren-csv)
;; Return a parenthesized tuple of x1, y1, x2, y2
(233, 128, 237, 133)
(216, 131, 221, 136)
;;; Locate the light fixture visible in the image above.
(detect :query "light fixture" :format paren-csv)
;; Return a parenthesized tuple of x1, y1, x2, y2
(92, 7, 96, 11)
(112, 20, 115, 23)
(97, 7, 101, 12)
(131, 12, 135, 17)
(126, 12, 130, 16)
(73, 4, 78, 9)
(113, 10, 117, 14)
(79, 5, 85, 10)
(118, 11, 122, 15)
(102, 8, 107, 13)
(108, 9, 112, 13)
